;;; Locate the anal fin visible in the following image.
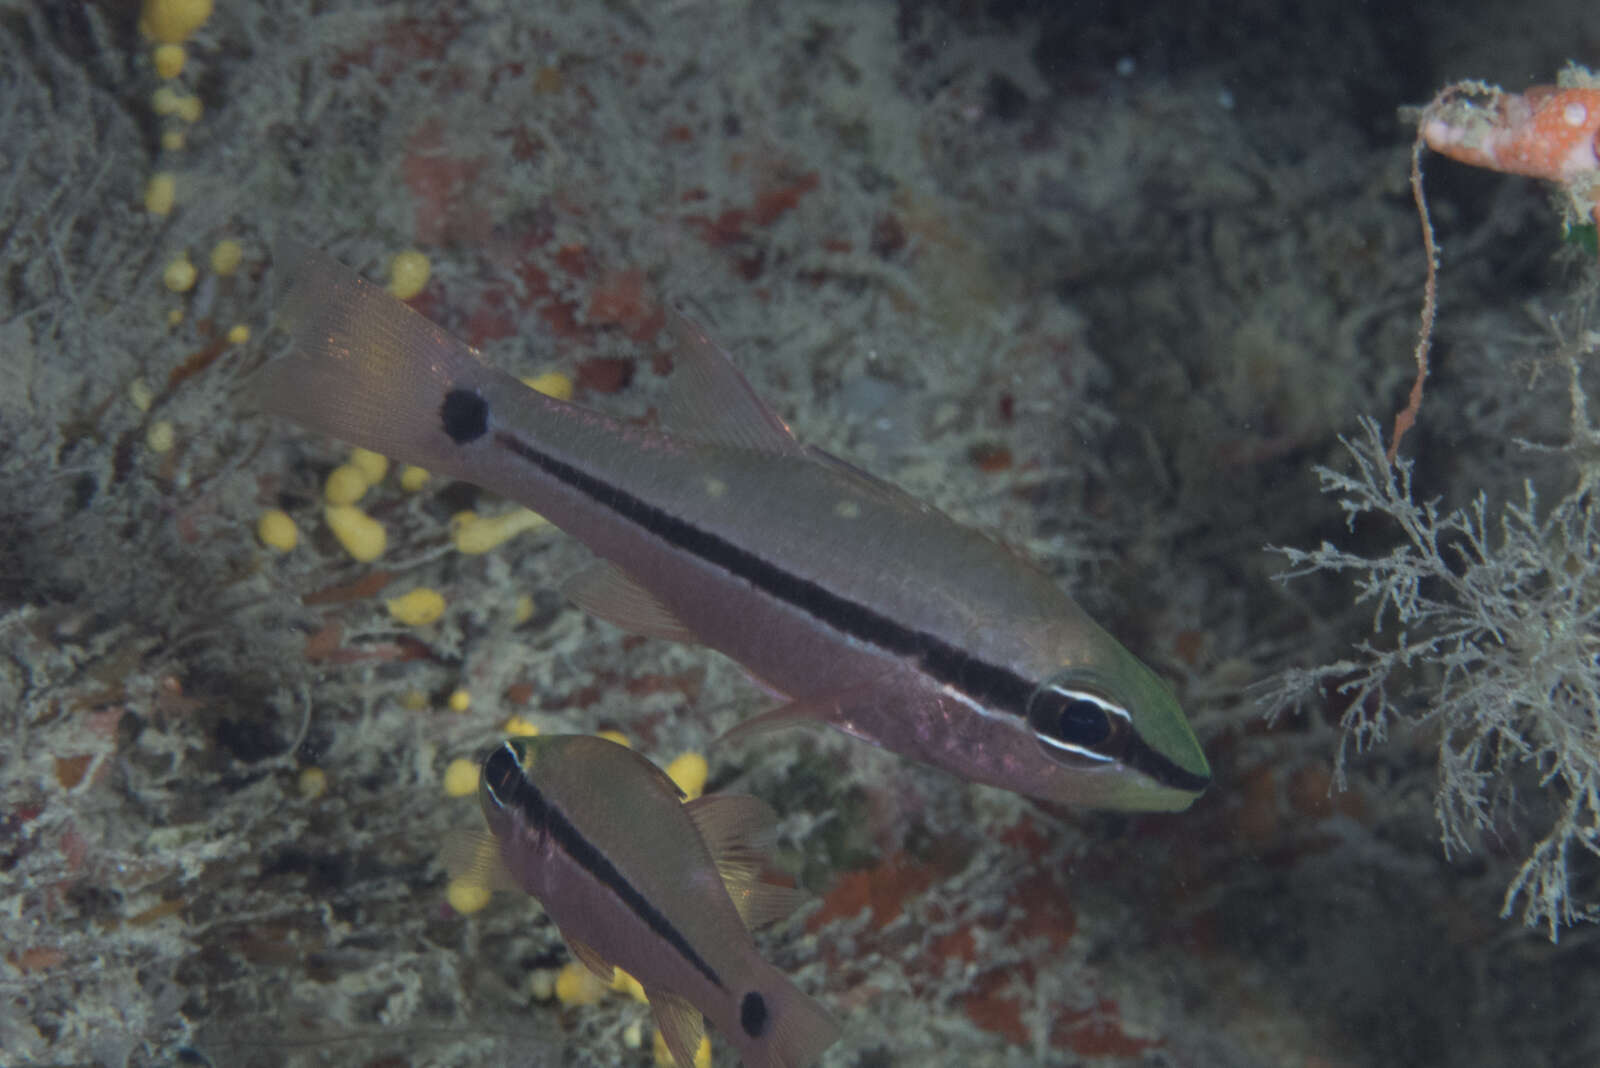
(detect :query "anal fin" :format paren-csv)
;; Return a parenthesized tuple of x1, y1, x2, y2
(560, 930, 615, 983)
(647, 987, 706, 1068)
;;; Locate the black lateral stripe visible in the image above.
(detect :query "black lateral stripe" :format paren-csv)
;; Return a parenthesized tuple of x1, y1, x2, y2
(492, 430, 1033, 712)
(491, 429, 1208, 794)
(502, 758, 726, 992)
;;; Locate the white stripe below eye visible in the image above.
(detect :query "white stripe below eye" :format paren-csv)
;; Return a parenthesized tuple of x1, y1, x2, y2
(1035, 737, 1116, 762)
(1033, 690, 1131, 761)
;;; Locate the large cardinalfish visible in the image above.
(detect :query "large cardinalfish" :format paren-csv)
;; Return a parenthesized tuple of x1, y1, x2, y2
(259, 244, 1211, 811)
(451, 735, 837, 1068)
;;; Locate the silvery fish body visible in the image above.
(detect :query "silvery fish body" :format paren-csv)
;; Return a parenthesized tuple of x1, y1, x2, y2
(472, 735, 837, 1068)
(258, 244, 1211, 811)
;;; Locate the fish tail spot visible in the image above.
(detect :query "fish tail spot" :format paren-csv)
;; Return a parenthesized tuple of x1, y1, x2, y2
(441, 388, 489, 444)
(740, 990, 768, 1038)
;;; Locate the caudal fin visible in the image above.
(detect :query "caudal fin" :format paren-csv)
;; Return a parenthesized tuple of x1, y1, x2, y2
(742, 970, 840, 1068)
(254, 242, 520, 480)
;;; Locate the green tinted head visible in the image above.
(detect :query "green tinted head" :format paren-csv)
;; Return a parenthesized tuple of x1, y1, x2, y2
(1025, 646, 1210, 811)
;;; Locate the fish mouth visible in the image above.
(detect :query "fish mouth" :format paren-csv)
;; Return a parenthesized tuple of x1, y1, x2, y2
(1056, 738, 1211, 812)
(1123, 731, 1211, 797)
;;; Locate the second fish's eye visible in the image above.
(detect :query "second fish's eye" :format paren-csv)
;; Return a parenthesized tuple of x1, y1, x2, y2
(1027, 675, 1129, 763)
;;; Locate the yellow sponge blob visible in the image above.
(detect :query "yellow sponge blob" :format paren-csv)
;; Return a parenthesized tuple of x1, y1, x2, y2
(611, 969, 648, 1004)
(153, 43, 186, 79)
(325, 505, 385, 561)
(447, 689, 472, 714)
(297, 766, 327, 800)
(162, 254, 197, 293)
(387, 587, 446, 626)
(146, 420, 176, 454)
(174, 93, 203, 124)
(450, 508, 548, 554)
(151, 86, 183, 116)
(446, 877, 491, 915)
(140, 0, 214, 45)
(502, 715, 540, 738)
(513, 593, 535, 624)
(554, 962, 609, 1007)
(387, 250, 431, 300)
(128, 379, 154, 413)
(521, 371, 575, 402)
(595, 729, 630, 749)
(209, 239, 243, 276)
(349, 447, 389, 484)
(665, 752, 709, 801)
(256, 509, 298, 552)
(399, 464, 430, 492)
(145, 173, 177, 216)
(323, 464, 370, 505)
(442, 757, 478, 798)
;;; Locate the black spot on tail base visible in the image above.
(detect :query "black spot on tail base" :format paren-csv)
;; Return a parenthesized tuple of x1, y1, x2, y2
(740, 991, 768, 1037)
(441, 388, 489, 444)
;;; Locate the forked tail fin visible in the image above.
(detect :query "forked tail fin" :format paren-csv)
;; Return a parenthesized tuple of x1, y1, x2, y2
(254, 242, 520, 479)
(742, 966, 840, 1068)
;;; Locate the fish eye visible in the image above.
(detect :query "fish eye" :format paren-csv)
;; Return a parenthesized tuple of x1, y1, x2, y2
(479, 742, 523, 809)
(1026, 673, 1131, 767)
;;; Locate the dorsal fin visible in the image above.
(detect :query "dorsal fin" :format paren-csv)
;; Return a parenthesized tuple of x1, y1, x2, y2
(684, 794, 808, 930)
(804, 443, 936, 515)
(659, 309, 803, 455)
(575, 735, 688, 802)
(684, 794, 777, 859)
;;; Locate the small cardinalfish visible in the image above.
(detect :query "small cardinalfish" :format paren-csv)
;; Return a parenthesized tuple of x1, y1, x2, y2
(258, 244, 1211, 811)
(449, 735, 838, 1068)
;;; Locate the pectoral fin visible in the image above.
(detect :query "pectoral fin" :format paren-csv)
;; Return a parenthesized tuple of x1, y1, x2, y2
(439, 829, 522, 895)
(713, 671, 916, 749)
(711, 697, 832, 747)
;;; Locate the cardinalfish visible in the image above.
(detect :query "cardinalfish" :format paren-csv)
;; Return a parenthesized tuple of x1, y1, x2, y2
(258, 244, 1211, 811)
(450, 735, 838, 1068)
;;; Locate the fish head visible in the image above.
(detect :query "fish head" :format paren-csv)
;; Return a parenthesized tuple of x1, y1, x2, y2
(476, 736, 551, 836)
(1019, 646, 1211, 812)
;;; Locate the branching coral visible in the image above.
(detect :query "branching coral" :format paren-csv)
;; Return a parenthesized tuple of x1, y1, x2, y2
(1262, 341, 1600, 939)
